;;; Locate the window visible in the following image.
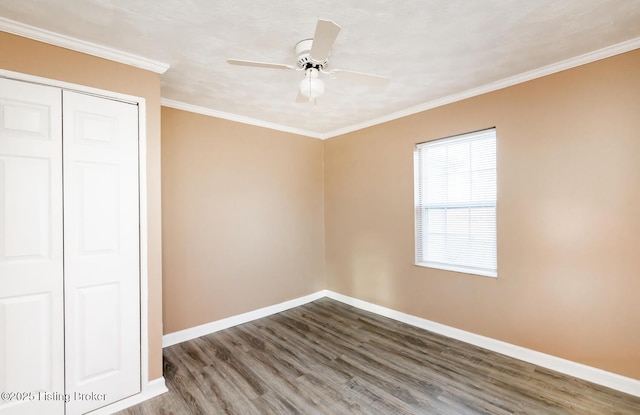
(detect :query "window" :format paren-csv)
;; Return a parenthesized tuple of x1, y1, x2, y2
(414, 128, 497, 277)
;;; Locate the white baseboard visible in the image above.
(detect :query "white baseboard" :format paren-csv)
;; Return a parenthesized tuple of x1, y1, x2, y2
(162, 290, 328, 347)
(324, 290, 640, 398)
(161, 289, 640, 398)
(87, 377, 168, 414)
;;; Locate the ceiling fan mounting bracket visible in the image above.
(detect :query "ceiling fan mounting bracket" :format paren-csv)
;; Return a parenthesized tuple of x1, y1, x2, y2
(294, 39, 328, 70)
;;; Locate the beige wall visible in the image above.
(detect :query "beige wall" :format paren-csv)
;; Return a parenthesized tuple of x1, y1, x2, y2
(0, 32, 164, 380)
(5, 28, 637, 385)
(161, 107, 325, 333)
(324, 49, 640, 380)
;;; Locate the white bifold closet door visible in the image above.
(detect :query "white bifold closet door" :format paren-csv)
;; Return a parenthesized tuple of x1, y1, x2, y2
(0, 78, 65, 415)
(63, 90, 141, 415)
(0, 78, 141, 415)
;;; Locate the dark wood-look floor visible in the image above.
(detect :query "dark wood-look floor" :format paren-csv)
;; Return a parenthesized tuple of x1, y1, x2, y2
(118, 298, 640, 414)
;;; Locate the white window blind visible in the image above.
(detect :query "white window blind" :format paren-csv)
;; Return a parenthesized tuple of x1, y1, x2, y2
(414, 128, 497, 277)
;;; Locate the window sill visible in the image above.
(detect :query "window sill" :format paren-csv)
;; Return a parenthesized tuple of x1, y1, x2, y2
(414, 262, 497, 278)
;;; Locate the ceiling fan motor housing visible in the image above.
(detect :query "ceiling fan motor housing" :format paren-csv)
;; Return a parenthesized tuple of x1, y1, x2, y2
(295, 39, 328, 70)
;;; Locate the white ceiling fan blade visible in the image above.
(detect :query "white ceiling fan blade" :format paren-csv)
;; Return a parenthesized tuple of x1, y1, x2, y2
(227, 59, 294, 70)
(330, 69, 390, 87)
(309, 19, 341, 62)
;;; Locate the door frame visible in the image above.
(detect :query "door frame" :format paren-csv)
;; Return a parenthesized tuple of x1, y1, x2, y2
(0, 68, 164, 413)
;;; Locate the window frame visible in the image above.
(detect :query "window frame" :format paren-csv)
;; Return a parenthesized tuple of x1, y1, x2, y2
(413, 128, 497, 278)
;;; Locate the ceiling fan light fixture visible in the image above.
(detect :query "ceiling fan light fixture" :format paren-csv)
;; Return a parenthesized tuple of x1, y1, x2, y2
(299, 68, 324, 99)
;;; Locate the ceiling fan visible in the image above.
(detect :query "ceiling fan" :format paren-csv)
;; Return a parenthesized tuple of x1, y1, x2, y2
(227, 19, 390, 102)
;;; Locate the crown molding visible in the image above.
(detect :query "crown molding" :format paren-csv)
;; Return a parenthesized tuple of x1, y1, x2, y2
(3, 16, 637, 136)
(322, 36, 640, 138)
(161, 98, 325, 139)
(161, 36, 640, 140)
(0, 17, 170, 74)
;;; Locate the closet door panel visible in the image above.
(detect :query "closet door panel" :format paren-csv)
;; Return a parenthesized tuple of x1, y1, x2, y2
(0, 78, 64, 415)
(63, 91, 140, 415)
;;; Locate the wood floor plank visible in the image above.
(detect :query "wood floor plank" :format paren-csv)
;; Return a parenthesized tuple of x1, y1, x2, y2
(118, 299, 640, 414)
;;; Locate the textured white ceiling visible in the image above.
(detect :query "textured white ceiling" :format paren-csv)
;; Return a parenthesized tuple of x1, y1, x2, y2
(1, 1, 640, 137)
